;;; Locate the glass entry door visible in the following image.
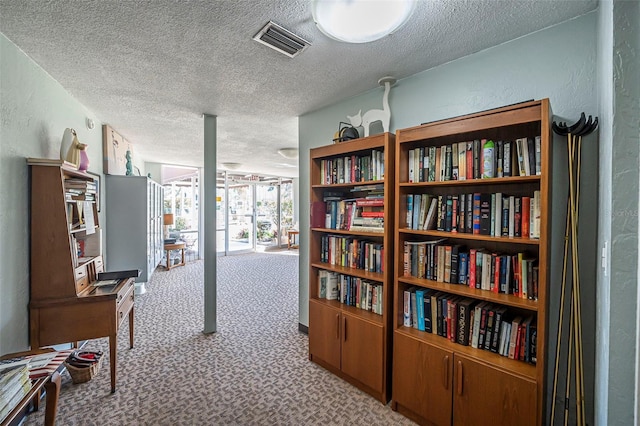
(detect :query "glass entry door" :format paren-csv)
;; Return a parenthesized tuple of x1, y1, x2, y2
(227, 184, 255, 253)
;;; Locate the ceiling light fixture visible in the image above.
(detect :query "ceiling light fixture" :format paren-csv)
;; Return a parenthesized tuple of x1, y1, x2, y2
(312, 0, 416, 43)
(277, 148, 299, 159)
(221, 162, 242, 170)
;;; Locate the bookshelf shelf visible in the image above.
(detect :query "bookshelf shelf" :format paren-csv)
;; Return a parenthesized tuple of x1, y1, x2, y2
(312, 179, 385, 190)
(311, 227, 385, 237)
(400, 229, 540, 245)
(398, 276, 539, 311)
(308, 132, 395, 404)
(311, 262, 385, 283)
(400, 175, 540, 187)
(391, 100, 552, 426)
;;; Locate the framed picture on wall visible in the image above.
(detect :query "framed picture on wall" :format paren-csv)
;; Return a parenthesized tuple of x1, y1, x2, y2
(87, 171, 101, 212)
(102, 124, 132, 175)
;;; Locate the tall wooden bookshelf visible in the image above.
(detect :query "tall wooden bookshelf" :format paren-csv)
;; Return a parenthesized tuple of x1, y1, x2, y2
(308, 132, 395, 403)
(391, 100, 552, 425)
(28, 159, 135, 393)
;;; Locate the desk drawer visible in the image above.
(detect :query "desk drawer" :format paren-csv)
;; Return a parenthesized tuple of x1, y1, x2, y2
(116, 284, 134, 329)
(74, 266, 89, 294)
(116, 279, 134, 308)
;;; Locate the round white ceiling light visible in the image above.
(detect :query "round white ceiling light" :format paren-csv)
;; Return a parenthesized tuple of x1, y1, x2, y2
(221, 162, 242, 170)
(277, 148, 299, 159)
(312, 0, 416, 44)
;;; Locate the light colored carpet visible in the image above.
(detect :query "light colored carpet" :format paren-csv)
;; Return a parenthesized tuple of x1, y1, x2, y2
(24, 252, 413, 425)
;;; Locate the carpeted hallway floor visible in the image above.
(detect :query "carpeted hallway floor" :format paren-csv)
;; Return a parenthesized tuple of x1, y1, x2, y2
(24, 252, 413, 425)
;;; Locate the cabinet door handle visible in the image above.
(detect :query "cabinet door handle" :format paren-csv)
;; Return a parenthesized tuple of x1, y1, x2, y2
(442, 356, 449, 390)
(343, 316, 347, 342)
(336, 314, 340, 340)
(456, 360, 463, 396)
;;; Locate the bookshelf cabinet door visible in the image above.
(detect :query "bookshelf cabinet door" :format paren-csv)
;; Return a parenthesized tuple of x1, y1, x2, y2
(309, 301, 341, 370)
(392, 333, 453, 426)
(341, 313, 384, 393)
(452, 354, 536, 426)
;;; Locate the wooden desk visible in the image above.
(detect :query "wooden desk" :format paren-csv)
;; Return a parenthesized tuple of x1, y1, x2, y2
(164, 242, 186, 269)
(29, 275, 135, 394)
(287, 230, 299, 249)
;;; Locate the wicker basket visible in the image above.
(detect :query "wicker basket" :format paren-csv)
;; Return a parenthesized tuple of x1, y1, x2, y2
(65, 353, 104, 384)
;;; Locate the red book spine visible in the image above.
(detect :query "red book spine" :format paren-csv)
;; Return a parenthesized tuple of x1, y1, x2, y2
(360, 211, 384, 218)
(356, 199, 385, 207)
(466, 142, 473, 179)
(521, 196, 531, 238)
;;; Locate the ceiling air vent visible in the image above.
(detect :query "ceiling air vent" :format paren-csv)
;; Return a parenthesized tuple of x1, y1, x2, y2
(253, 21, 310, 58)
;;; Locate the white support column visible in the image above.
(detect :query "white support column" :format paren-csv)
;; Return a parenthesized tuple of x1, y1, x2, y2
(203, 114, 217, 334)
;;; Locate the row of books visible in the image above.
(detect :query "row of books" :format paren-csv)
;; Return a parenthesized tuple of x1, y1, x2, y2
(318, 270, 383, 315)
(320, 149, 385, 184)
(320, 235, 384, 273)
(407, 137, 541, 183)
(0, 362, 32, 424)
(321, 198, 385, 233)
(64, 178, 97, 198)
(403, 241, 538, 299)
(403, 288, 537, 364)
(406, 191, 541, 239)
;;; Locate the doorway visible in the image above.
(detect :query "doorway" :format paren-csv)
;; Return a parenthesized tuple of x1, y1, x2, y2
(216, 172, 294, 256)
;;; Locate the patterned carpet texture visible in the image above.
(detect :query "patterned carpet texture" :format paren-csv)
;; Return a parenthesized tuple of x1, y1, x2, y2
(24, 252, 413, 426)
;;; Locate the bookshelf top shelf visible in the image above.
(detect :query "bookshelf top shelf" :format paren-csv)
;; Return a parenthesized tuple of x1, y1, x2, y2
(310, 132, 393, 159)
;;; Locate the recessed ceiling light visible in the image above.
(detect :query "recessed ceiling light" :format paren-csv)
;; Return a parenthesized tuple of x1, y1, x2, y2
(221, 162, 242, 170)
(277, 148, 299, 159)
(312, 0, 416, 43)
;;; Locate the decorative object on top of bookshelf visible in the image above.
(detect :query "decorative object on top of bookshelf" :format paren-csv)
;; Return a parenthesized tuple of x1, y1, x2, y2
(333, 122, 360, 143)
(346, 76, 394, 138)
(63, 130, 86, 170)
(392, 99, 552, 426)
(59, 128, 76, 162)
(78, 143, 90, 172)
(549, 112, 598, 426)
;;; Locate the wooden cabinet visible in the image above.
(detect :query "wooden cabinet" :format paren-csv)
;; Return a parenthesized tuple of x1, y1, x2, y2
(452, 354, 536, 426)
(105, 175, 164, 292)
(308, 133, 395, 403)
(28, 159, 134, 393)
(391, 100, 552, 425)
(392, 333, 453, 426)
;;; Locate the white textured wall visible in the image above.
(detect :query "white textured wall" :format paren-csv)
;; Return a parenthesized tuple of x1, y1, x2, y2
(299, 12, 599, 423)
(0, 34, 104, 354)
(596, 1, 640, 425)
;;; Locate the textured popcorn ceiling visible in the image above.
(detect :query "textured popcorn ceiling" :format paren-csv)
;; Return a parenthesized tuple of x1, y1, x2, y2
(0, 0, 596, 178)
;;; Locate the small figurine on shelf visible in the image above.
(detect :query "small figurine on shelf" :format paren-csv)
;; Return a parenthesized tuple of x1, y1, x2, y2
(125, 150, 133, 176)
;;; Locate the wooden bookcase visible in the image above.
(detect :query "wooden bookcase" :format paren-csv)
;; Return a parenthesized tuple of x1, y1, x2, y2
(308, 132, 395, 403)
(28, 159, 134, 393)
(391, 100, 552, 425)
